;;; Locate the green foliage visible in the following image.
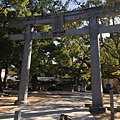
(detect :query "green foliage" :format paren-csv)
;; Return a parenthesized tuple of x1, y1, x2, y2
(70, 0, 103, 9)
(105, 0, 120, 7)
(27, 0, 69, 15)
(101, 33, 120, 78)
(1, 0, 120, 88)
(0, 27, 13, 69)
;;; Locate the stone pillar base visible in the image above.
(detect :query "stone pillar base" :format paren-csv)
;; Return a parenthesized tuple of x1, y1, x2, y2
(89, 106, 106, 114)
(14, 100, 29, 105)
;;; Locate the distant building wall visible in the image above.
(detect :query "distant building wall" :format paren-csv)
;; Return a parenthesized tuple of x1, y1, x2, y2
(103, 78, 118, 89)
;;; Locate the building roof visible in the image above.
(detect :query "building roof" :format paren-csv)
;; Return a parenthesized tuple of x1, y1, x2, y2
(37, 77, 54, 81)
(61, 78, 72, 82)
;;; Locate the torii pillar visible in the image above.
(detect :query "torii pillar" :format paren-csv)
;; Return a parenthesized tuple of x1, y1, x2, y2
(15, 24, 33, 105)
(89, 15, 106, 113)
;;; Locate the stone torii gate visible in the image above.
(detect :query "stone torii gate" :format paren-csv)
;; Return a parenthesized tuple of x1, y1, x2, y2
(8, 4, 120, 112)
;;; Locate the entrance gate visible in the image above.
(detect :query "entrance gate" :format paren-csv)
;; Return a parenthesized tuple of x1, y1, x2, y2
(8, 4, 120, 112)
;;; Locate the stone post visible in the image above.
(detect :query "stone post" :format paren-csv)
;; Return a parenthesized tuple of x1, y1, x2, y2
(89, 15, 106, 113)
(15, 24, 33, 105)
(110, 89, 114, 120)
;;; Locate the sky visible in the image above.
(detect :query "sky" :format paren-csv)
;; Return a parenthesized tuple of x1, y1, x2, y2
(62, 0, 106, 10)
(69, 0, 89, 8)
(62, 0, 83, 9)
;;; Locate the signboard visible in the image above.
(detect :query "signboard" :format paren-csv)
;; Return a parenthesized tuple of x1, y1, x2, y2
(52, 13, 64, 33)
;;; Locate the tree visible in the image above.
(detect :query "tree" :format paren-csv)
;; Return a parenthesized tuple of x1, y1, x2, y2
(0, 0, 70, 92)
(0, 2, 14, 90)
(1, 0, 120, 93)
(101, 33, 120, 79)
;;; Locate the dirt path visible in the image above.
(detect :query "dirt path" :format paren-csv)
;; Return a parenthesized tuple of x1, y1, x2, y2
(0, 91, 120, 120)
(0, 90, 62, 115)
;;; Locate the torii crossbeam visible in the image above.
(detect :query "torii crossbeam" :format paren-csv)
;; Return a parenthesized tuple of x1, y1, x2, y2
(8, 4, 120, 113)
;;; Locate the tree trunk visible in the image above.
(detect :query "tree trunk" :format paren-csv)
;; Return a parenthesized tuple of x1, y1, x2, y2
(31, 74, 38, 91)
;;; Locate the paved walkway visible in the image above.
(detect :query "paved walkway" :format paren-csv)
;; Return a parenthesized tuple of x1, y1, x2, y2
(0, 91, 96, 120)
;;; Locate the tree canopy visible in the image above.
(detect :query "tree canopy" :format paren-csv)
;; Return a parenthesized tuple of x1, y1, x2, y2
(0, 0, 120, 91)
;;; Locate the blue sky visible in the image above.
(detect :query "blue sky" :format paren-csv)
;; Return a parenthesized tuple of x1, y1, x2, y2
(62, 0, 87, 9)
(62, 0, 106, 9)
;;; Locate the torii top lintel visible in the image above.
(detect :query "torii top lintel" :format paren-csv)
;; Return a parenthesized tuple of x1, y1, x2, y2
(8, 4, 120, 27)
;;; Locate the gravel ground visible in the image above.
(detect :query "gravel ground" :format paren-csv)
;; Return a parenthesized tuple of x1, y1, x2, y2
(0, 90, 120, 120)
